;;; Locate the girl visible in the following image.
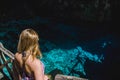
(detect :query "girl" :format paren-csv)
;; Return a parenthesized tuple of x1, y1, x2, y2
(14, 28, 49, 80)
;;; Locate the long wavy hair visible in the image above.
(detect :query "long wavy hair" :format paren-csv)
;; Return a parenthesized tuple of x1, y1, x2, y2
(17, 28, 42, 59)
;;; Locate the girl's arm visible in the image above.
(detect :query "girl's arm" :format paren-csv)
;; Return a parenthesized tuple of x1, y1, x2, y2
(30, 59, 44, 80)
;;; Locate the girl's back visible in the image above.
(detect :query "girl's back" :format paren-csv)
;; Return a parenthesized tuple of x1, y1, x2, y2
(15, 52, 44, 80)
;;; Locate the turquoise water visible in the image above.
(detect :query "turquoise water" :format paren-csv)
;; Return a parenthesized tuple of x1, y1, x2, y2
(2, 45, 104, 80)
(0, 17, 115, 80)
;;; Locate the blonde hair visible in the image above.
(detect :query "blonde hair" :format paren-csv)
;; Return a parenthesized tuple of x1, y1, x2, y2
(17, 28, 42, 59)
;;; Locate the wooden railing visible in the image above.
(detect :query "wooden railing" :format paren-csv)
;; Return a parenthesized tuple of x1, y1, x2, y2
(0, 42, 88, 80)
(0, 42, 14, 79)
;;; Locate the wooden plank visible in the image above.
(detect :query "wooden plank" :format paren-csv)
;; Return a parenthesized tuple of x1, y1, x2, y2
(55, 74, 88, 80)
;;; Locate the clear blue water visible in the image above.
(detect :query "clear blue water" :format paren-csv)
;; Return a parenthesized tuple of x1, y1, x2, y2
(0, 17, 118, 80)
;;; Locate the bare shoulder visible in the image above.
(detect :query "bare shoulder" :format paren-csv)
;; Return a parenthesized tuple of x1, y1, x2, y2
(15, 52, 19, 58)
(15, 52, 21, 59)
(14, 52, 22, 63)
(28, 58, 42, 71)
